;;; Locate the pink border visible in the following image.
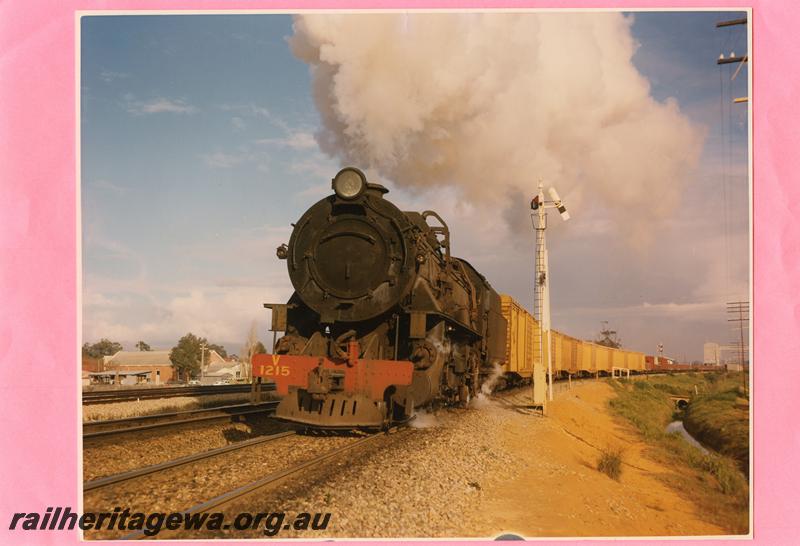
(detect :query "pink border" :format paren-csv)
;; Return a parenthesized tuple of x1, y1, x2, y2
(1, 1, 796, 544)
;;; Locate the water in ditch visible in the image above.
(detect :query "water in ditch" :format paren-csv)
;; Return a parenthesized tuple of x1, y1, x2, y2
(665, 420, 709, 454)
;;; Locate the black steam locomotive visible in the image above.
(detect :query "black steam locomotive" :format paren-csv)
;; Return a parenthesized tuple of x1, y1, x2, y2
(252, 167, 507, 429)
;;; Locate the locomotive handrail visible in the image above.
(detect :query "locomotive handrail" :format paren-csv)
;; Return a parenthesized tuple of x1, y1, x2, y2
(421, 210, 451, 260)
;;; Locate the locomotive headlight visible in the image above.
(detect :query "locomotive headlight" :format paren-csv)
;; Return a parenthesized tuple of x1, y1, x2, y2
(332, 167, 366, 200)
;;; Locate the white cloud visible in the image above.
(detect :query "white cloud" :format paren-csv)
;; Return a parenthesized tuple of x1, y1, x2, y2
(220, 103, 318, 150)
(255, 131, 317, 150)
(83, 282, 291, 351)
(220, 103, 278, 124)
(288, 155, 339, 180)
(294, 183, 331, 200)
(83, 221, 296, 349)
(126, 96, 196, 115)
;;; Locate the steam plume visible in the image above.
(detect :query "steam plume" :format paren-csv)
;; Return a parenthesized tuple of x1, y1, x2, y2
(289, 13, 704, 238)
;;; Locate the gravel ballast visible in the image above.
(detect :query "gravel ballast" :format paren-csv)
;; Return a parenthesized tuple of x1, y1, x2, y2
(161, 395, 525, 540)
(83, 414, 291, 481)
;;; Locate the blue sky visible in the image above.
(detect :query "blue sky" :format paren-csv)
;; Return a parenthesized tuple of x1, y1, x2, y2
(81, 11, 749, 361)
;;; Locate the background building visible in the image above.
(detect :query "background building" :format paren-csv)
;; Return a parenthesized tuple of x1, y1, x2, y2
(703, 342, 721, 365)
(104, 350, 175, 384)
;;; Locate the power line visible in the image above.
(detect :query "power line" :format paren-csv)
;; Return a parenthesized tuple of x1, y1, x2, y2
(726, 301, 749, 393)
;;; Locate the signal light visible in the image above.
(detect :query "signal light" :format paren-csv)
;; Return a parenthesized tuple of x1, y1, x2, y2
(548, 187, 570, 221)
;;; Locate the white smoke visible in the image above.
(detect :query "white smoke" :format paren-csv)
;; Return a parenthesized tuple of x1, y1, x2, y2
(469, 363, 505, 409)
(480, 362, 505, 395)
(409, 408, 440, 428)
(289, 13, 704, 243)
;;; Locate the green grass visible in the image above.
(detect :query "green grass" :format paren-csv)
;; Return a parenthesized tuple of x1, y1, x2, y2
(683, 388, 749, 475)
(607, 374, 749, 534)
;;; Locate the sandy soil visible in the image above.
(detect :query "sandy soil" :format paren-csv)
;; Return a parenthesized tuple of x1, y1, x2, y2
(469, 381, 725, 537)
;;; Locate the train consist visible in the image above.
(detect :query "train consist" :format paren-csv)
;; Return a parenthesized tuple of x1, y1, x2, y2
(501, 296, 724, 384)
(253, 167, 722, 430)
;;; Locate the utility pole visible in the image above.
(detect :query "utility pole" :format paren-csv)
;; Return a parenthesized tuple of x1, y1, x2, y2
(200, 342, 207, 382)
(726, 301, 749, 393)
(531, 181, 570, 408)
(715, 17, 749, 102)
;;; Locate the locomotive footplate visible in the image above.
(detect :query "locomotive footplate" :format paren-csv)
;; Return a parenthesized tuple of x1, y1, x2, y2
(252, 341, 414, 429)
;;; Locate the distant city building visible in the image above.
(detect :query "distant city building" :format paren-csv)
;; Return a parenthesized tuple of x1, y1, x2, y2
(703, 342, 721, 365)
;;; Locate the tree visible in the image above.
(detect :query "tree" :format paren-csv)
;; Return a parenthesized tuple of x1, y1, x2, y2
(169, 334, 227, 381)
(135, 341, 152, 352)
(207, 343, 227, 358)
(170, 333, 202, 382)
(82, 338, 123, 358)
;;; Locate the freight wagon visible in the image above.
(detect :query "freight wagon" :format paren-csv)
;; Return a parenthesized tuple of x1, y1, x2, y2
(499, 295, 649, 383)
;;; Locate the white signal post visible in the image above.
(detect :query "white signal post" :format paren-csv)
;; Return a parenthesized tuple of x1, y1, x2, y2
(531, 180, 570, 408)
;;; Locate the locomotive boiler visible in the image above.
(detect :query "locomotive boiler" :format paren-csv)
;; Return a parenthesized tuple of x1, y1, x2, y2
(252, 167, 507, 429)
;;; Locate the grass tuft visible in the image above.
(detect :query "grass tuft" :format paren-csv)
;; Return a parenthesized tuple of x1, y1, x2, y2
(597, 446, 624, 481)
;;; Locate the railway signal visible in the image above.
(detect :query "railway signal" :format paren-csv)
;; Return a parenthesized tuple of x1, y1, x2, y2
(530, 180, 570, 407)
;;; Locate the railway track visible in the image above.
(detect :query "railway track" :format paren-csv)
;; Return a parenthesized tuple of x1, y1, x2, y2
(82, 384, 274, 405)
(83, 401, 280, 440)
(116, 431, 390, 540)
(84, 430, 296, 491)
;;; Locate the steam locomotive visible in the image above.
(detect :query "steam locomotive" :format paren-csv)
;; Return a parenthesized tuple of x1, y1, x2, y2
(252, 167, 507, 429)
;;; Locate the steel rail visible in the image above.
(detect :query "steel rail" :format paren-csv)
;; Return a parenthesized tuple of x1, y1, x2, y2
(83, 384, 276, 405)
(119, 432, 389, 540)
(82, 402, 280, 440)
(83, 402, 277, 430)
(84, 431, 296, 492)
(83, 384, 250, 402)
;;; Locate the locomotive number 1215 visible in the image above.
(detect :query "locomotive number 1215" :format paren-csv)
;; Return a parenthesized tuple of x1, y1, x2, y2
(259, 364, 290, 377)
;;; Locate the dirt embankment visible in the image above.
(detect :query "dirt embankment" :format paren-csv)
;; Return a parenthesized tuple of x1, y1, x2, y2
(468, 382, 729, 537)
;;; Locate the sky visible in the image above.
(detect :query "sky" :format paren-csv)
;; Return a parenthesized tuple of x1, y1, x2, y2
(80, 11, 749, 362)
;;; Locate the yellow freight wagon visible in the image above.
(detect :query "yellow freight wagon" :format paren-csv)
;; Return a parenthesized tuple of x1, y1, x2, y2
(550, 330, 562, 374)
(612, 349, 626, 370)
(594, 344, 612, 374)
(499, 295, 536, 380)
(550, 330, 575, 375)
(578, 342, 592, 373)
(500, 294, 646, 384)
(625, 351, 645, 371)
